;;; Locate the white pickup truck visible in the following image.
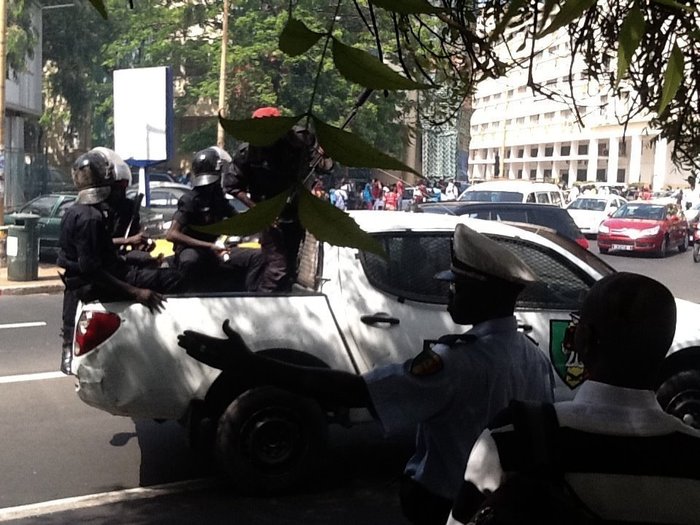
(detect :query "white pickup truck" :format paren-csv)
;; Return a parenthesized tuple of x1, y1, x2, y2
(69, 211, 700, 491)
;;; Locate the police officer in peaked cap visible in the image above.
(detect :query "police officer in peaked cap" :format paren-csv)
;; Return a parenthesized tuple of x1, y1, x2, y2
(176, 223, 554, 525)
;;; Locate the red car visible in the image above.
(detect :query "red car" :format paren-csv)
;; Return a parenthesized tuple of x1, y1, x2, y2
(597, 202, 689, 257)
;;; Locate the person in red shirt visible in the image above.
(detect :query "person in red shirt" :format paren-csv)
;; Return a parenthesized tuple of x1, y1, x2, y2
(385, 183, 399, 211)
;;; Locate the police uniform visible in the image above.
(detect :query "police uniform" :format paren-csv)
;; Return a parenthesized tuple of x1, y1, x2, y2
(172, 186, 264, 292)
(224, 125, 328, 292)
(448, 381, 700, 525)
(363, 224, 555, 525)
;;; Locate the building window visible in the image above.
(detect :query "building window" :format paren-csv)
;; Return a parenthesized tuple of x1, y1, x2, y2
(596, 169, 606, 182)
(507, 89, 514, 98)
(505, 149, 511, 159)
(617, 169, 626, 183)
(578, 144, 589, 155)
(516, 117, 525, 125)
(561, 144, 571, 156)
(530, 169, 537, 180)
(598, 143, 609, 156)
(544, 145, 554, 157)
(619, 140, 627, 157)
(530, 147, 539, 157)
(517, 148, 524, 158)
(544, 112, 555, 121)
(517, 169, 524, 179)
(576, 169, 587, 181)
(544, 169, 552, 179)
(531, 114, 540, 124)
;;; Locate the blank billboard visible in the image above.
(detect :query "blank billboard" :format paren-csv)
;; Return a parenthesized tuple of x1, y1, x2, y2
(113, 66, 173, 163)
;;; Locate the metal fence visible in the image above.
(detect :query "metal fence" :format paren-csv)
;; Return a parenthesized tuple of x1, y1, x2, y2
(3, 150, 72, 212)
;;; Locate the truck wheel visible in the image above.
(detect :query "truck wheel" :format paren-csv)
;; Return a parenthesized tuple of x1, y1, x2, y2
(657, 369, 700, 429)
(693, 243, 700, 263)
(216, 386, 328, 493)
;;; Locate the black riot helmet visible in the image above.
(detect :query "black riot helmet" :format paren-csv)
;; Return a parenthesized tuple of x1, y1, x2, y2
(191, 146, 232, 187)
(72, 150, 116, 204)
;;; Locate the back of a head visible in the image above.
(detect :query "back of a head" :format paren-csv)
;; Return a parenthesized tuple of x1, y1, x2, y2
(581, 272, 676, 383)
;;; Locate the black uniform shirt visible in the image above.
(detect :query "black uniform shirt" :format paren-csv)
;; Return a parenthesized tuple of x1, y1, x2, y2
(58, 203, 126, 279)
(110, 196, 141, 239)
(172, 187, 234, 251)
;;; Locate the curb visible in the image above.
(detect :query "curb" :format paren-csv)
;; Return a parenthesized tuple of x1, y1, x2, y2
(0, 282, 63, 296)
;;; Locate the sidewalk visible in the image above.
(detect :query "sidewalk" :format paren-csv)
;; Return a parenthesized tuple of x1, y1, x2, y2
(0, 263, 64, 296)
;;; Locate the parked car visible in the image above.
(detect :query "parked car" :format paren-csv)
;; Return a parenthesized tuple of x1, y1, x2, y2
(130, 171, 176, 186)
(416, 201, 589, 249)
(4, 192, 167, 261)
(457, 180, 566, 207)
(597, 201, 689, 256)
(566, 195, 627, 236)
(126, 182, 249, 230)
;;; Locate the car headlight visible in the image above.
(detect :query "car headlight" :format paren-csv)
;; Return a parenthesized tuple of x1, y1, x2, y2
(598, 223, 610, 233)
(639, 226, 660, 236)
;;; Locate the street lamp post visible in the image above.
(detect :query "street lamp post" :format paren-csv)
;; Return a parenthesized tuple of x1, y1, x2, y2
(0, 0, 8, 266)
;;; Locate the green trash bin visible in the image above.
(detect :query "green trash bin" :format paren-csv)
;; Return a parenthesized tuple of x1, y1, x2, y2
(7, 213, 41, 281)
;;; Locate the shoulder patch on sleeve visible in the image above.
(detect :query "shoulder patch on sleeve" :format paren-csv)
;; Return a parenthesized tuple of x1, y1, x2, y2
(410, 348, 444, 377)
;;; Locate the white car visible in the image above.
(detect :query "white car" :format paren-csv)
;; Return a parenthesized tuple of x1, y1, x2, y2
(566, 195, 627, 236)
(458, 180, 566, 207)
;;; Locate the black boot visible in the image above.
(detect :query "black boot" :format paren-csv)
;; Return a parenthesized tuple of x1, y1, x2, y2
(60, 344, 72, 375)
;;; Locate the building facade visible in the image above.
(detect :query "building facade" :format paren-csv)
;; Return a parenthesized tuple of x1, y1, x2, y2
(467, 33, 690, 190)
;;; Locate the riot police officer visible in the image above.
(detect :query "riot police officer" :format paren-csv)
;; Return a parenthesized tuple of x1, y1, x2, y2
(223, 107, 333, 292)
(166, 146, 264, 292)
(177, 223, 554, 525)
(58, 150, 183, 374)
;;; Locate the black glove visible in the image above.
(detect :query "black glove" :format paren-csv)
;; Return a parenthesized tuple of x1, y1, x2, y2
(177, 319, 252, 370)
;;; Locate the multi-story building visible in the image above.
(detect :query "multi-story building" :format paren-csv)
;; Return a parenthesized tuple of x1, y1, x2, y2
(467, 33, 691, 190)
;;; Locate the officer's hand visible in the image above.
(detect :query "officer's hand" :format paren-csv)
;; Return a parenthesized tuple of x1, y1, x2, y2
(127, 232, 146, 247)
(177, 319, 252, 370)
(133, 288, 166, 314)
(210, 243, 228, 257)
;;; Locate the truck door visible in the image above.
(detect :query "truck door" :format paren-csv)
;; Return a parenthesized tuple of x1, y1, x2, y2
(335, 232, 462, 374)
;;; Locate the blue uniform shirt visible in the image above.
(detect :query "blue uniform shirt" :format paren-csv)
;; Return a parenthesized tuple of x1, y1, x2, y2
(363, 316, 555, 500)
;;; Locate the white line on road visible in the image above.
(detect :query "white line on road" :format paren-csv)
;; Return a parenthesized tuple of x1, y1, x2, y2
(0, 321, 47, 330)
(0, 371, 66, 384)
(0, 478, 219, 522)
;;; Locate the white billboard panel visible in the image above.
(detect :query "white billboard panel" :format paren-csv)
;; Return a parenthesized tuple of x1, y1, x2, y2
(113, 66, 173, 163)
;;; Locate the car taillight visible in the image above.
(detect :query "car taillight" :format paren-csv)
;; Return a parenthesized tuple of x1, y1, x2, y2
(576, 236, 590, 250)
(74, 311, 121, 356)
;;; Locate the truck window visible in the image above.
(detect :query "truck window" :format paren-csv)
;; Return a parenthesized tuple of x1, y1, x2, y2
(359, 233, 452, 304)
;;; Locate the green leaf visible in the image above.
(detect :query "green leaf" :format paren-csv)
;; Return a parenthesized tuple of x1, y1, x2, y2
(88, 0, 108, 19)
(616, 6, 646, 86)
(194, 190, 290, 236)
(651, 0, 695, 13)
(279, 18, 324, 57)
(658, 44, 684, 115)
(492, 0, 528, 40)
(332, 39, 432, 91)
(297, 186, 385, 257)
(537, 0, 596, 39)
(368, 0, 443, 14)
(312, 117, 420, 176)
(219, 114, 303, 146)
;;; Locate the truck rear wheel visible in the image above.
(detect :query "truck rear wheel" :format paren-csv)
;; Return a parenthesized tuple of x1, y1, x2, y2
(216, 386, 328, 493)
(657, 369, 700, 429)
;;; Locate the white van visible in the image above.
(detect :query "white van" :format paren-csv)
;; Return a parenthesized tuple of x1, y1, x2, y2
(458, 180, 566, 207)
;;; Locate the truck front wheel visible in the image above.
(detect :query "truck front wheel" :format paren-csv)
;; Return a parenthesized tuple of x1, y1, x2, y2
(216, 386, 328, 493)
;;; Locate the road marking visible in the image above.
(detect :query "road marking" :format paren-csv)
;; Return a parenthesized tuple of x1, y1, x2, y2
(0, 478, 219, 522)
(0, 371, 66, 384)
(0, 321, 47, 330)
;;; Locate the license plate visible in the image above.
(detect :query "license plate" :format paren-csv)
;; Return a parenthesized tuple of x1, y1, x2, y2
(612, 244, 634, 251)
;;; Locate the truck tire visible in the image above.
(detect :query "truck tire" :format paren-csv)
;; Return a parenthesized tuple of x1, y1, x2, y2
(657, 369, 700, 429)
(216, 386, 328, 493)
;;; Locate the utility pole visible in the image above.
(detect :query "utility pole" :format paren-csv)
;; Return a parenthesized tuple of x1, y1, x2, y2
(216, 0, 229, 149)
(0, 0, 8, 267)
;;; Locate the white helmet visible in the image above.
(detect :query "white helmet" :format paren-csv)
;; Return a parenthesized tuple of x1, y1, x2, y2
(91, 146, 132, 185)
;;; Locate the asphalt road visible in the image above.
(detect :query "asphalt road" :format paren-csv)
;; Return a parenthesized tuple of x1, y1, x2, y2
(0, 248, 698, 522)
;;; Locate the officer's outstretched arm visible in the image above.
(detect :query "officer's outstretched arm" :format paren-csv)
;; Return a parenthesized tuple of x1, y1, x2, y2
(178, 320, 372, 409)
